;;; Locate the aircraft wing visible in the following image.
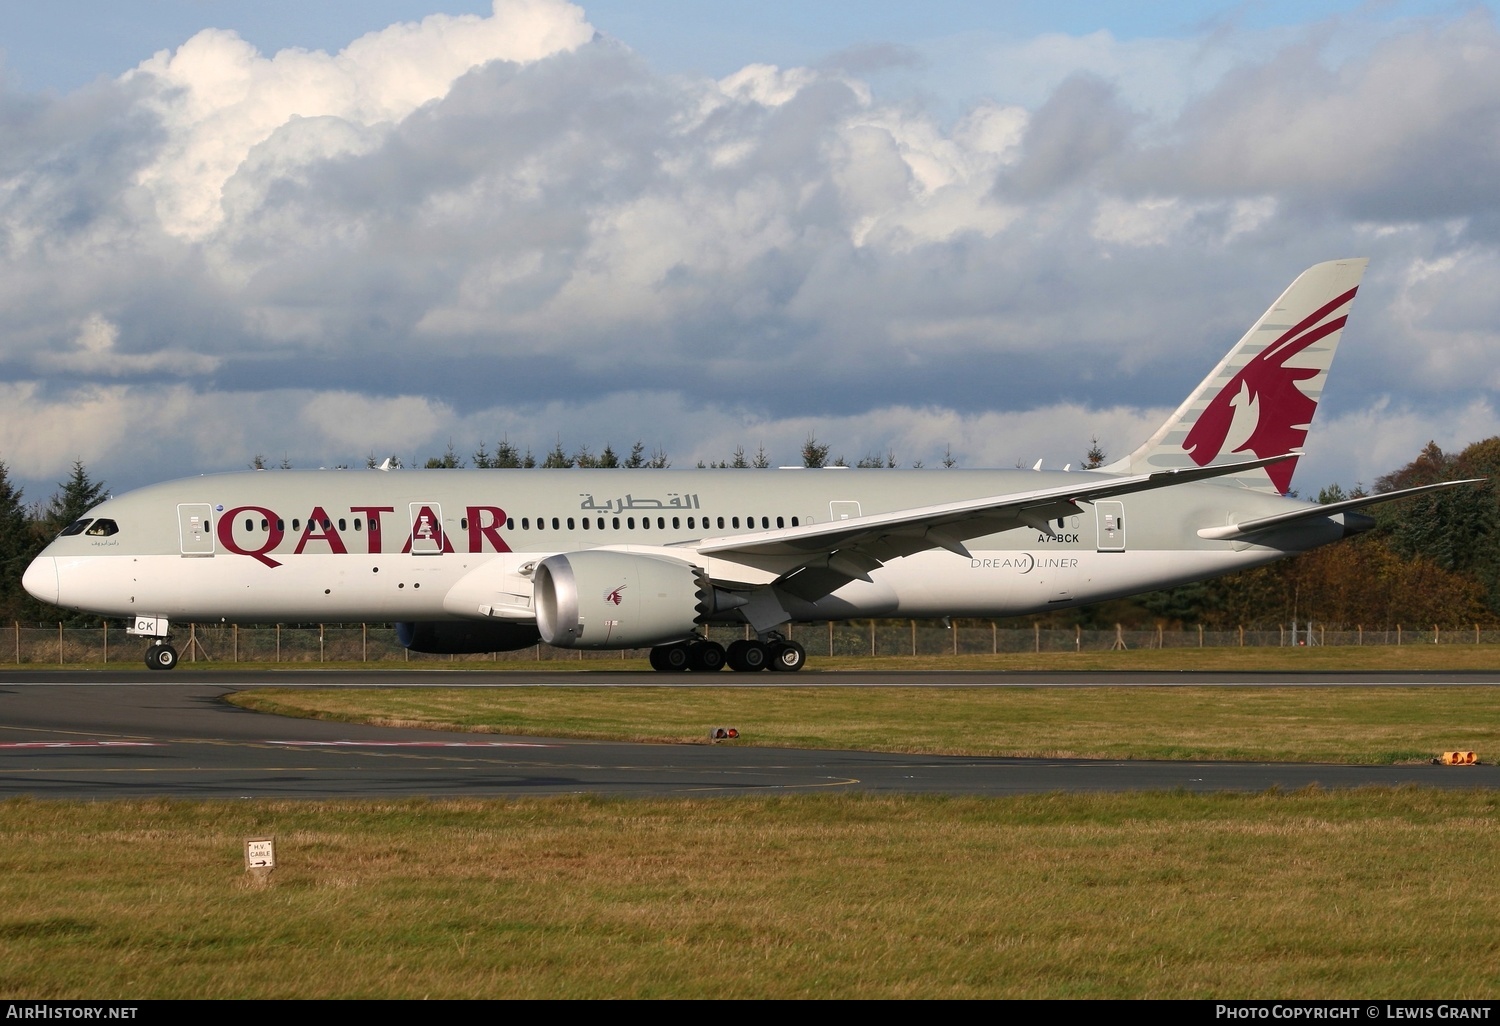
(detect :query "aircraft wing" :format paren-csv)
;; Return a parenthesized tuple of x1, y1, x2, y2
(1195, 478, 1485, 541)
(689, 454, 1298, 583)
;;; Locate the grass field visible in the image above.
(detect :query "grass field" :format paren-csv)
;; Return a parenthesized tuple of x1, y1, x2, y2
(6, 650, 1500, 998)
(229, 683, 1500, 764)
(3, 791, 1500, 999)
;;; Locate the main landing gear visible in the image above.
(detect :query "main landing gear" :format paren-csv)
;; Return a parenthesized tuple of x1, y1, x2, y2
(144, 639, 179, 671)
(648, 635, 806, 673)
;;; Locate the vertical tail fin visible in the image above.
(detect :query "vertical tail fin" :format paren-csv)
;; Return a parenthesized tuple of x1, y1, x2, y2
(1103, 258, 1368, 494)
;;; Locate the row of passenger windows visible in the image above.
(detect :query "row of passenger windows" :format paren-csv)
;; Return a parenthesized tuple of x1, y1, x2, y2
(244, 517, 364, 533)
(236, 515, 799, 533)
(503, 515, 797, 531)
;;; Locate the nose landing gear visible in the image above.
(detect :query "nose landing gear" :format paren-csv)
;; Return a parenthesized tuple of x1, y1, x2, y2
(144, 640, 178, 671)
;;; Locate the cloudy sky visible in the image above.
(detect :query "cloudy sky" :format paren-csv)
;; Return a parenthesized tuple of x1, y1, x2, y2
(2, 0, 1497, 505)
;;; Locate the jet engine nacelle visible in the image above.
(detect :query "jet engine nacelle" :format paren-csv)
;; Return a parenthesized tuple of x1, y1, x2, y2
(396, 620, 541, 654)
(535, 550, 710, 649)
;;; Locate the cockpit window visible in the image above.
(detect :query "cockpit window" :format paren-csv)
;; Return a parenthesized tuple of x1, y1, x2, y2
(85, 519, 119, 537)
(59, 519, 92, 537)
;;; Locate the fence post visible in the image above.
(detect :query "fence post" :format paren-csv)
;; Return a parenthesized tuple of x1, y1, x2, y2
(992, 622, 997, 655)
(103, 621, 108, 664)
(1397, 624, 1402, 645)
(1198, 624, 1203, 648)
(1434, 625, 1439, 645)
(1239, 625, 1244, 647)
(234, 624, 239, 663)
(870, 620, 876, 657)
(276, 624, 281, 662)
(1075, 624, 1081, 652)
(1034, 621, 1040, 654)
(58, 622, 63, 665)
(363, 623, 368, 663)
(828, 621, 833, 658)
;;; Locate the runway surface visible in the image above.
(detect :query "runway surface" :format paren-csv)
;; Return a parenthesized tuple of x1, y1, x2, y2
(3, 668, 1500, 798)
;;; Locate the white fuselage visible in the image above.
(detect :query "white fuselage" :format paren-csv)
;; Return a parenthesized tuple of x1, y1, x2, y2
(24, 467, 1337, 629)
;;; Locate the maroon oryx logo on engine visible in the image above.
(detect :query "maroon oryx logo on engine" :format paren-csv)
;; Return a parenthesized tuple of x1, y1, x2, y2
(604, 585, 626, 606)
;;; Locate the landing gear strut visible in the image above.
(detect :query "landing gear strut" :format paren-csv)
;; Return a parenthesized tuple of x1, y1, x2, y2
(144, 640, 179, 671)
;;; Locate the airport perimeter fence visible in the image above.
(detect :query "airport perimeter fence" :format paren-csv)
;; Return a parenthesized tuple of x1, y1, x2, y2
(9, 620, 1500, 665)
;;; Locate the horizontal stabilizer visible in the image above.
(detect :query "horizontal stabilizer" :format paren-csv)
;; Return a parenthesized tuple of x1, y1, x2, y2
(1196, 479, 1485, 541)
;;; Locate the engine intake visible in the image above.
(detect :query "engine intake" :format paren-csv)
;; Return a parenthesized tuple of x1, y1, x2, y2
(535, 551, 711, 649)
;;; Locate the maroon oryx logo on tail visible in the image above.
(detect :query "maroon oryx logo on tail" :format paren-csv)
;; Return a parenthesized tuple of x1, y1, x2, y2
(1182, 286, 1357, 494)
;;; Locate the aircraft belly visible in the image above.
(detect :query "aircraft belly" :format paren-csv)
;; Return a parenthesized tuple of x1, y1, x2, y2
(59, 554, 455, 622)
(882, 547, 1280, 618)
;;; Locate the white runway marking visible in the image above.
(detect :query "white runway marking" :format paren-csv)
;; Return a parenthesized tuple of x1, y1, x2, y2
(264, 740, 553, 748)
(0, 741, 159, 749)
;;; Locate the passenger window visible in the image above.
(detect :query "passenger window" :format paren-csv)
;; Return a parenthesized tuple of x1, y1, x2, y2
(354, 519, 362, 531)
(506, 518, 514, 530)
(718, 517, 725, 529)
(792, 516, 799, 527)
(60, 519, 92, 537)
(657, 517, 665, 529)
(687, 517, 695, 529)
(522, 518, 530, 530)
(732, 517, 740, 528)
(581, 518, 590, 531)
(460, 517, 468, 530)
(551, 517, 560, 530)
(339, 519, 347, 531)
(672, 517, 680, 529)
(612, 517, 619, 530)
(777, 516, 785, 528)
(244, 518, 254, 532)
(628, 517, 636, 529)
(567, 517, 575, 530)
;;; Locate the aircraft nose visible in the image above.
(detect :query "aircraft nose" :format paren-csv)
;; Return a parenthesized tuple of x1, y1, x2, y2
(22, 556, 58, 606)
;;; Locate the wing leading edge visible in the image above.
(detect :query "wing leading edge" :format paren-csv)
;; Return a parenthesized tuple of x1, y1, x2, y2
(687, 454, 1298, 589)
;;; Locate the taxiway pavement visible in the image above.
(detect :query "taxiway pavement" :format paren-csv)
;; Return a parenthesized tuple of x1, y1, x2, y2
(3, 669, 1498, 798)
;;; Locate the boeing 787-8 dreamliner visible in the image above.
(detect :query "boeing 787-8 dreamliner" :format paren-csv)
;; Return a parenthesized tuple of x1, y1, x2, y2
(22, 259, 1474, 671)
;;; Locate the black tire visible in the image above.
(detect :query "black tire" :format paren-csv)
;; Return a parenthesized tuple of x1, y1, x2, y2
(767, 640, 806, 672)
(727, 640, 769, 672)
(687, 641, 725, 672)
(146, 644, 178, 671)
(660, 643, 692, 672)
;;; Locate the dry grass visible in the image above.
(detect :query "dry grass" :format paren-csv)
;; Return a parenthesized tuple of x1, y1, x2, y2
(2, 792, 1499, 999)
(232, 685, 1500, 764)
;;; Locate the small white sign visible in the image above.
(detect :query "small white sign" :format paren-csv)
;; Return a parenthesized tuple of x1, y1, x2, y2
(245, 837, 275, 869)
